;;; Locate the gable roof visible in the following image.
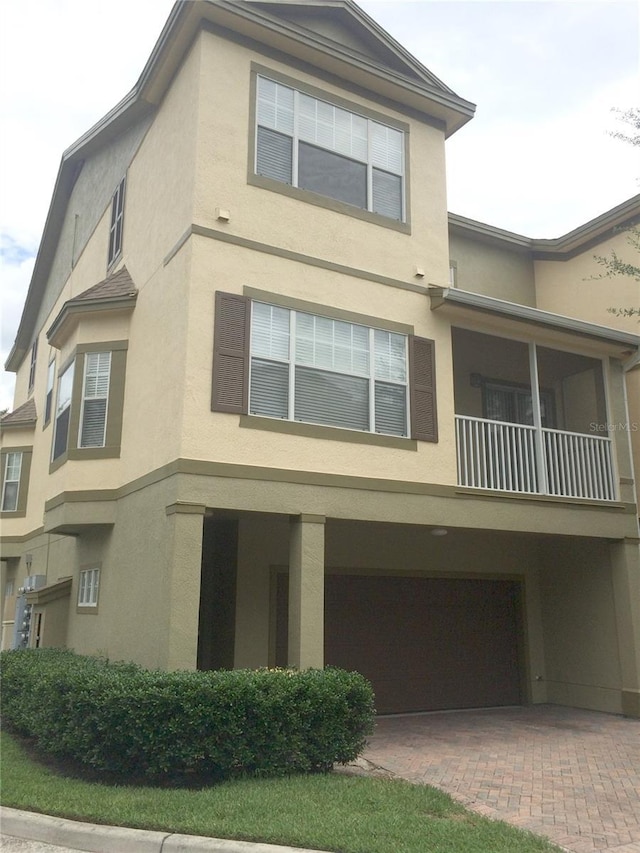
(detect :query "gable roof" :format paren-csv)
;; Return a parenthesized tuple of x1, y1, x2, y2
(5, 0, 474, 375)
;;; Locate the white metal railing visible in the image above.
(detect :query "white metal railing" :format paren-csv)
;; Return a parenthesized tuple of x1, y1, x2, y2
(455, 415, 616, 501)
(542, 427, 615, 501)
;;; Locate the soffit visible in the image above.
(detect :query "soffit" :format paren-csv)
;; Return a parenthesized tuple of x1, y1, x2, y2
(429, 286, 640, 359)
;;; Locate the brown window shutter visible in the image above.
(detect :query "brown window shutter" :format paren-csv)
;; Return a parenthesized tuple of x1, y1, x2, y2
(409, 335, 438, 442)
(211, 292, 250, 413)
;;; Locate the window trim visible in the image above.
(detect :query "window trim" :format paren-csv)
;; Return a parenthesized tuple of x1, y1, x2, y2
(49, 342, 128, 472)
(248, 65, 411, 234)
(0, 447, 32, 518)
(77, 566, 100, 610)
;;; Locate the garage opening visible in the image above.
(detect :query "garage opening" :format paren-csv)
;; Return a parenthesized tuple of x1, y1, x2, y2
(276, 574, 524, 714)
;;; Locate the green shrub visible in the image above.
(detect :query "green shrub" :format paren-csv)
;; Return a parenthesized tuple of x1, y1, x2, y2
(0, 649, 374, 783)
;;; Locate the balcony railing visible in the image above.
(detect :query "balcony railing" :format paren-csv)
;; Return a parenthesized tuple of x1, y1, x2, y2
(455, 415, 616, 501)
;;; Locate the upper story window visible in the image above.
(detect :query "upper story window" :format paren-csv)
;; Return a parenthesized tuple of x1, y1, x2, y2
(255, 76, 405, 222)
(52, 361, 75, 461)
(250, 302, 408, 435)
(211, 292, 438, 443)
(49, 344, 127, 470)
(44, 359, 55, 425)
(79, 352, 112, 447)
(1, 451, 22, 512)
(28, 339, 38, 393)
(107, 177, 126, 267)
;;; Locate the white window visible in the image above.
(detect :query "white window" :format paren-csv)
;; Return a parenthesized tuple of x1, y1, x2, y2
(78, 568, 100, 607)
(1, 452, 22, 512)
(44, 359, 55, 424)
(79, 352, 111, 448)
(28, 339, 38, 392)
(249, 302, 408, 435)
(52, 361, 75, 461)
(256, 76, 405, 221)
(108, 177, 125, 266)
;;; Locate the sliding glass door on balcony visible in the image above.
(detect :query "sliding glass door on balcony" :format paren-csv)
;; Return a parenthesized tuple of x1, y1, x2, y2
(452, 329, 616, 501)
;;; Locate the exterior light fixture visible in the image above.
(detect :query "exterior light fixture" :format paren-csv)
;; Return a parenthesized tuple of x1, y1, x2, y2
(431, 528, 448, 536)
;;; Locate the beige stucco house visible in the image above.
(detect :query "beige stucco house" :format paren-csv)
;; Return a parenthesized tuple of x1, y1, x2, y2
(1, 0, 639, 718)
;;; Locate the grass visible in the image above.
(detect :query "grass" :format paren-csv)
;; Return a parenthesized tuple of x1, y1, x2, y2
(1, 730, 562, 853)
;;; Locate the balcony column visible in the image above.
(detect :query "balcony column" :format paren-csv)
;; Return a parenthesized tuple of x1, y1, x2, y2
(528, 342, 548, 494)
(609, 538, 640, 718)
(164, 503, 205, 671)
(288, 514, 325, 670)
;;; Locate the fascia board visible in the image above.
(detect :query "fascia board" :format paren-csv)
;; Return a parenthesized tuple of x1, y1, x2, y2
(429, 286, 640, 350)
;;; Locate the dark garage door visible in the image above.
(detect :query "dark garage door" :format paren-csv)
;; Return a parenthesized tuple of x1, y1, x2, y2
(277, 574, 523, 714)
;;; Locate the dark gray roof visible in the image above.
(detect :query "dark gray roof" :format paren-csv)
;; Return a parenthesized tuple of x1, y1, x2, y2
(1, 397, 37, 428)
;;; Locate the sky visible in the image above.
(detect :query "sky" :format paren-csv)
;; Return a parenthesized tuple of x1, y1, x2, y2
(0, 0, 638, 411)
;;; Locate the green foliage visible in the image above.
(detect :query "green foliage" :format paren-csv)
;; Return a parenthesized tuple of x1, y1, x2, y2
(0, 649, 374, 783)
(591, 226, 640, 318)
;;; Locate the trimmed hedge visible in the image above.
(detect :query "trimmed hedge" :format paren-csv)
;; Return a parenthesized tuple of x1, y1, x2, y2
(0, 649, 374, 783)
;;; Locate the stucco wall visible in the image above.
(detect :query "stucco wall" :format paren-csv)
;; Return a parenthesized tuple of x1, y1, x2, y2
(538, 538, 623, 714)
(448, 231, 536, 306)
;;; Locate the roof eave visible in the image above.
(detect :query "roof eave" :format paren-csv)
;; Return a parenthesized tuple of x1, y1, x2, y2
(429, 286, 640, 351)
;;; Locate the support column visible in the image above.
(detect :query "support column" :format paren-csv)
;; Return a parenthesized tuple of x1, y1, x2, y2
(288, 514, 325, 670)
(610, 538, 640, 717)
(164, 503, 205, 671)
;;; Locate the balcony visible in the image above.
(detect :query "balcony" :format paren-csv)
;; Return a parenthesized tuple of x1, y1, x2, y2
(452, 328, 617, 502)
(456, 416, 615, 500)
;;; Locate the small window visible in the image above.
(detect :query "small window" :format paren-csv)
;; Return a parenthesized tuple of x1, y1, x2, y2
(78, 567, 100, 607)
(28, 339, 38, 392)
(44, 359, 55, 425)
(108, 177, 126, 266)
(255, 76, 405, 222)
(52, 361, 75, 461)
(79, 352, 111, 448)
(1, 451, 23, 512)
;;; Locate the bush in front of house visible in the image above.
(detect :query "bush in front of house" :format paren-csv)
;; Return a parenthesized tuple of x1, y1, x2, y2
(0, 648, 375, 783)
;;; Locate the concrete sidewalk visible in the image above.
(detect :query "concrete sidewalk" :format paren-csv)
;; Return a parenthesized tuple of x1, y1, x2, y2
(0, 808, 321, 853)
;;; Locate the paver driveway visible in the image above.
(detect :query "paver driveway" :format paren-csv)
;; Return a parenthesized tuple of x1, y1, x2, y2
(363, 705, 640, 853)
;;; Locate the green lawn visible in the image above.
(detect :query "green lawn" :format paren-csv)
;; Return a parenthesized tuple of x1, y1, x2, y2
(1, 730, 562, 853)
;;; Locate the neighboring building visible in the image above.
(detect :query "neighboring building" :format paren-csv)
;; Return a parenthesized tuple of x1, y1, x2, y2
(1, 0, 639, 718)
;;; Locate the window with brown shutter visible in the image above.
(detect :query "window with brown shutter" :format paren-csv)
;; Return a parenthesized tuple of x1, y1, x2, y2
(211, 292, 250, 413)
(212, 292, 438, 444)
(409, 336, 438, 442)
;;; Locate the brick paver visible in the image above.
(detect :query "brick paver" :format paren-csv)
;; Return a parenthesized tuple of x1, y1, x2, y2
(363, 705, 640, 853)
